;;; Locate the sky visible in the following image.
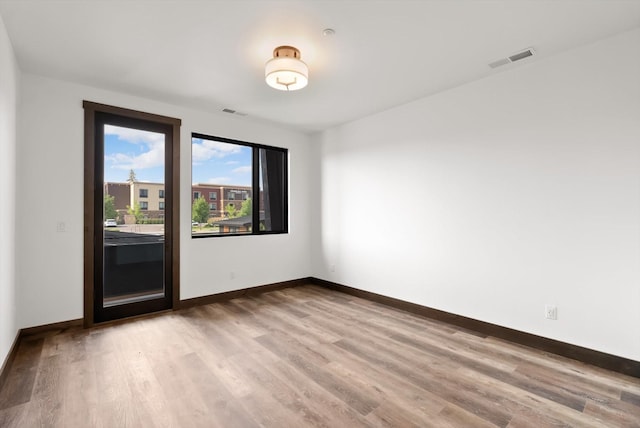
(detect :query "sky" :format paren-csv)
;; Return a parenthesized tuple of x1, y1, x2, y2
(191, 136, 252, 186)
(103, 125, 252, 186)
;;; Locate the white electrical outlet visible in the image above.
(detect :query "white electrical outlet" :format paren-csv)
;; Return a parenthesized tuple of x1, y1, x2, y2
(545, 305, 558, 320)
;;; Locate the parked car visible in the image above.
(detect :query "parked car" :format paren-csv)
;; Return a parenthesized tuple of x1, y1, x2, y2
(105, 219, 117, 227)
(192, 222, 199, 227)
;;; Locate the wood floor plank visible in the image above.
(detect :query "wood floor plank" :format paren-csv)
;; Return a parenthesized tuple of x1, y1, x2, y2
(228, 351, 329, 427)
(325, 357, 448, 419)
(455, 366, 613, 428)
(437, 404, 502, 428)
(0, 338, 44, 410)
(30, 353, 63, 426)
(583, 398, 640, 427)
(333, 337, 515, 427)
(179, 352, 259, 427)
(622, 390, 640, 407)
(485, 335, 640, 394)
(0, 402, 32, 428)
(389, 332, 587, 411)
(254, 333, 379, 416)
(268, 358, 372, 427)
(60, 359, 101, 428)
(364, 400, 430, 428)
(1, 284, 639, 427)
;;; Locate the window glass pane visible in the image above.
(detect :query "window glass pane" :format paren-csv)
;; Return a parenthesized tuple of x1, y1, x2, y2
(191, 136, 252, 236)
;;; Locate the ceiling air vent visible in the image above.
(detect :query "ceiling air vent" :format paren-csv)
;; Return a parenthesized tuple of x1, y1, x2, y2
(221, 108, 248, 116)
(509, 49, 534, 62)
(489, 48, 535, 69)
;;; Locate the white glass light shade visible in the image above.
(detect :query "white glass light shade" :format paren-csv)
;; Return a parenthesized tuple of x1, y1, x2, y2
(265, 46, 308, 91)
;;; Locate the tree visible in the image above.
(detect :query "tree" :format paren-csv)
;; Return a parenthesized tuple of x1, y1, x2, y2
(239, 197, 252, 217)
(192, 196, 209, 224)
(104, 194, 117, 220)
(127, 202, 143, 224)
(226, 203, 238, 219)
(128, 169, 137, 183)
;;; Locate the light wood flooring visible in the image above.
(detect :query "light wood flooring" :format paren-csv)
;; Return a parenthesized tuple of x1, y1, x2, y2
(1, 285, 639, 427)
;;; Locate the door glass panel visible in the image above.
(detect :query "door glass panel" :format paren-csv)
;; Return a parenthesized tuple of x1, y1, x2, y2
(102, 124, 165, 308)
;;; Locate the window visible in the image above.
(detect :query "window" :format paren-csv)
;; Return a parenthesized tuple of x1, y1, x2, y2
(159, 201, 165, 210)
(191, 133, 287, 237)
(159, 189, 165, 198)
(139, 188, 148, 198)
(140, 201, 148, 210)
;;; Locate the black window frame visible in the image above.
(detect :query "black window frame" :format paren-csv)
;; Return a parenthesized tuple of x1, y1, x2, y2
(191, 132, 288, 238)
(159, 189, 165, 199)
(139, 188, 148, 198)
(140, 201, 149, 210)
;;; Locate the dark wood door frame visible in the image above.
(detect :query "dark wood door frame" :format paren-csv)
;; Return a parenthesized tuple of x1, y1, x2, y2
(83, 101, 181, 327)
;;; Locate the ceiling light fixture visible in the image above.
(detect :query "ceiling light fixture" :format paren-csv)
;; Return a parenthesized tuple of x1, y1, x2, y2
(265, 45, 308, 91)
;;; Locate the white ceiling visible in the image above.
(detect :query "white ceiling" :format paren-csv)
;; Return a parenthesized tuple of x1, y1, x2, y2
(1, 0, 639, 134)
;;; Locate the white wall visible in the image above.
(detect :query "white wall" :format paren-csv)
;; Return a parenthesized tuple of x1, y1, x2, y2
(16, 74, 312, 328)
(312, 28, 640, 361)
(0, 14, 18, 366)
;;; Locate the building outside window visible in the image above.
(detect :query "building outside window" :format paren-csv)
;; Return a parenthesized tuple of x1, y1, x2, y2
(159, 201, 165, 210)
(159, 189, 165, 198)
(139, 188, 148, 198)
(209, 192, 216, 200)
(140, 201, 148, 210)
(193, 191, 200, 200)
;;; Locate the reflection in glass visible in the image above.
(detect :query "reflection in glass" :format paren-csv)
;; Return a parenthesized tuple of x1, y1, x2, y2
(259, 148, 286, 233)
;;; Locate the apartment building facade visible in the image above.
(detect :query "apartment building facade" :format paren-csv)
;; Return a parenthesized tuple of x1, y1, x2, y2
(104, 181, 254, 222)
(191, 183, 252, 216)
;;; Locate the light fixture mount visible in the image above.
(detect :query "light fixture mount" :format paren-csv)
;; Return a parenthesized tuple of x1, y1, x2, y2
(265, 45, 308, 91)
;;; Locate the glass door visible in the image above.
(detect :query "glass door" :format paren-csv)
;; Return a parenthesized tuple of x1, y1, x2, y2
(92, 110, 175, 323)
